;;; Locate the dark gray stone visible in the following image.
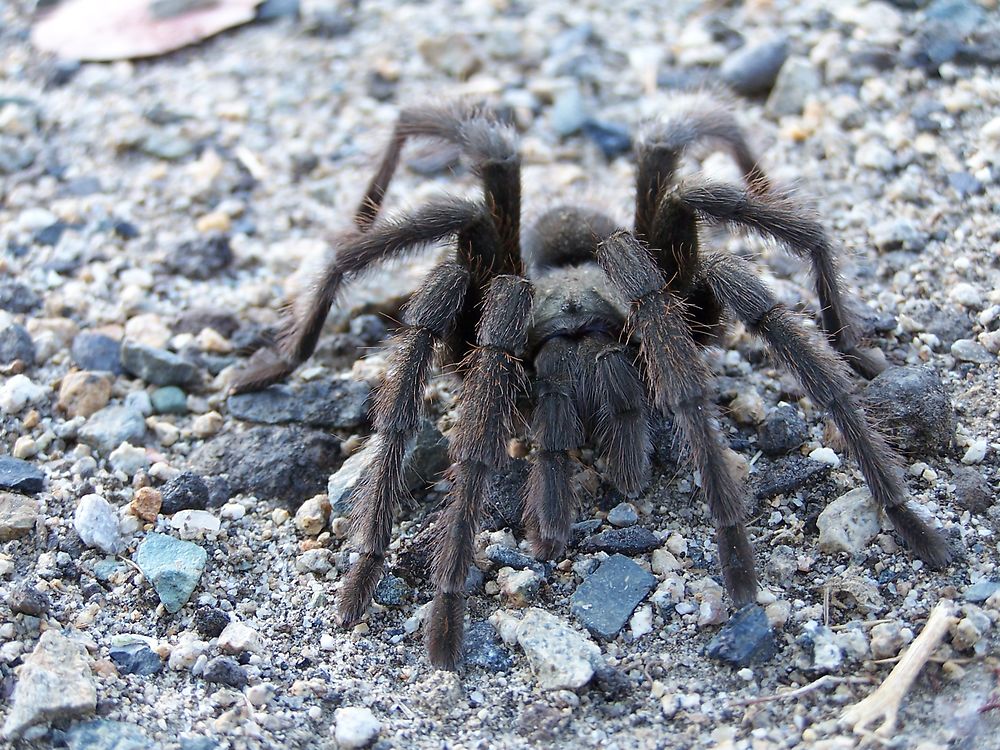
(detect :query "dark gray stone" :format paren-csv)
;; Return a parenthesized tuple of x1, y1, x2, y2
(0, 281, 41, 313)
(0, 456, 45, 494)
(570, 554, 656, 639)
(194, 606, 230, 638)
(579, 526, 660, 555)
(0, 324, 35, 366)
(72, 332, 123, 374)
(706, 604, 777, 666)
(78, 405, 147, 454)
(66, 720, 154, 750)
(173, 309, 240, 338)
(8, 583, 50, 616)
(581, 119, 632, 159)
(963, 579, 1000, 603)
(121, 340, 201, 387)
(202, 656, 247, 688)
(160, 472, 210, 514)
(35, 221, 69, 246)
(463, 620, 513, 672)
(485, 544, 546, 575)
(753, 456, 832, 500)
(757, 404, 808, 456)
(373, 575, 411, 606)
(228, 379, 370, 429)
(348, 314, 388, 345)
(109, 643, 163, 676)
(165, 236, 233, 280)
(606, 502, 638, 528)
(720, 37, 789, 97)
(189, 426, 340, 506)
(863, 366, 954, 457)
(952, 467, 993, 513)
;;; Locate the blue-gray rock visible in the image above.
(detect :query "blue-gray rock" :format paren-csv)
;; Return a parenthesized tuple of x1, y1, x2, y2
(551, 86, 588, 136)
(124, 390, 153, 417)
(753, 456, 832, 500)
(66, 720, 153, 750)
(464, 620, 513, 672)
(0, 281, 41, 313)
(348, 314, 388, 345)
(721, 37, 789, 97)
(485, 544, 546, 575)
(150, 386, 188, 414)
(579, 526, 660, 555)
(0, 324, 35, 366)
(0, 456, 45, 494)
(135, 533, 207, 613)
(948, 171, 984, 197)
(160, 472, 210, 514)
(757, 404, 808, 456)
(373, 575, 411, 606)
(121, 340, 200, 387)
(925, 0, 985, 34)
(963, 580, 1000, 603)
(606, 502, 638, 528)
(166, 236, 233, 280)
(189, 425, 339, 506)
(706, 604, 777, 666)
(570, 554, 656, 639)
(35, 221, 69, 246)
(256, 0, 299, 20)
(766, 57, 820, 117)
(581, 120, 632, 159)
(78, 405, 147, 454)
(864, 366, 954, 457)
(228, 379, 370, 429)
(202, 656, 247, 688)
(72, 332, 123, 374)
(179, 738, 223, 750)
(109, 643, 163, 676)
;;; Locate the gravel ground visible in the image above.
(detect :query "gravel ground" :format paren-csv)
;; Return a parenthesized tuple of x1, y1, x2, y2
(1, 0, 1000, 748)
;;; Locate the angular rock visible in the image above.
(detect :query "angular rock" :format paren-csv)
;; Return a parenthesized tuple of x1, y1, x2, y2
(464, 620, 513, 673)
(571, 554, 656, 639)
(71, 332, 123, 374)
(194, 607, 230, 638)
(218, 621, 262, 654)
(817, 488, 881, 555)
(74, 494, 125, 555)
(228, 378, 370, 429)
(706, 605, 777, 666)
(109, 643, 163, 676)
(160, 472, 210, 514)
(951, 466, 993, 513)
(333, 706, 381, 750)
(67, 720, 154, 750)
(8, 583, 50, 616)
(579, 526, 660, 555)
(78, 405, 147, 455)
(606, 502, 638, 528)
(485, 544, 546, 575)
(753, 455, 832, 500)
(59, 371, 113, 418)
(135, 533, 207, 613)
(0, 457, 45, 495)
(0, 280, 41, 313)
(202, 655, 247, 689)
(581, 119, 632, 159)
(863, 366, 954, 457)
(0, 323, 35, 366)
(515, 608, 603, 691)
(766, 56, 820, 116)
(190, 426, 339, 507)
(121, 340, 200, 387)
(498, 567, 542, 608)
(0, 491, 37, 539)
(963, 580, 1000, 603)
(166, 235, 233, 280)
(372, 575, 411, 606)
(0, 375, 49, 415)
(757, 404, 808, 456)
(1, 630, 97, 739)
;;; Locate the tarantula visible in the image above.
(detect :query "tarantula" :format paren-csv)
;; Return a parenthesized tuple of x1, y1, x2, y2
(231, 97, 951, 669)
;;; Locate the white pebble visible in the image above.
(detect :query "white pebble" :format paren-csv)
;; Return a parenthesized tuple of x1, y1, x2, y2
(74, 494, 124, 555)
(809, 447, 841, 467)
(220, 503, 246, 521)
(333, 707, 381, 749)
(949, 283, 982, 308)
(108, 442, 149, 476)
(962, 439, 988, 465)
(0, 374, 48, 414)
(629, 605, 653, 639)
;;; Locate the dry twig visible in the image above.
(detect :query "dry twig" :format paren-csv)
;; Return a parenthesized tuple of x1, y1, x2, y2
(733, 674, 872, 707)
(841, 600, 956, 745)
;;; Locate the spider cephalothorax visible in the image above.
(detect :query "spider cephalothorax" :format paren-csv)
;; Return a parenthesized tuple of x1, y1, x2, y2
(231, 97, 952, 670)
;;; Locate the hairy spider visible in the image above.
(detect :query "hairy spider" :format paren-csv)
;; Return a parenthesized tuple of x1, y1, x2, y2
(231, 97, 952, 670)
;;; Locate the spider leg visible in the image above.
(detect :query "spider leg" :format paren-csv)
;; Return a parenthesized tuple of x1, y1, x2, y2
(428, 275, 532, 670)
(355, 103, 521, 272)
(336, 261, 471, 627)
(670, 179, 884, 378)
(523, 337, 586, 561)
(597, 230, 757, 604)
(699, 253, 952, 567)
(592, 342, 651, 496)
(229, 198, 490, 393)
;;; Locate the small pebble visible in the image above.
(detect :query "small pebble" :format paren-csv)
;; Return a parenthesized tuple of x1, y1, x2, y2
(333, 707, 381, 750)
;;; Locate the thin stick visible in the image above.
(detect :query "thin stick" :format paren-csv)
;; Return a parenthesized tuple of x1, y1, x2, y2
(841, 600, 956, 746)
(732, 675, 872, 707)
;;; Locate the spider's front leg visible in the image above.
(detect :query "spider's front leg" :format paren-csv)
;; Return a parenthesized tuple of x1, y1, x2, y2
(596, 230, 758, 604)
(428, 275, 532, 670)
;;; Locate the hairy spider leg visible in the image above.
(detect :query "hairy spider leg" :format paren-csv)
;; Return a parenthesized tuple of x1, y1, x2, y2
(597, 231, 758, 604)
(700, 253, 952, 567)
